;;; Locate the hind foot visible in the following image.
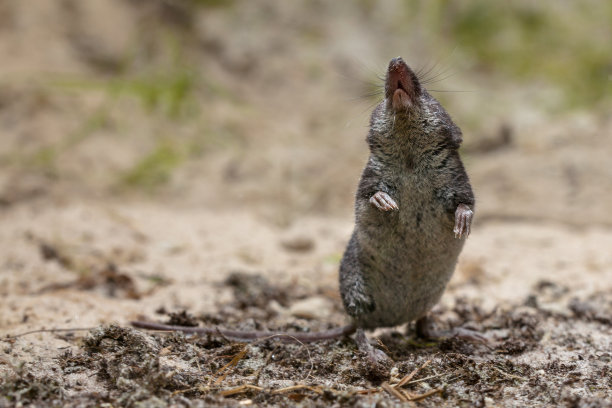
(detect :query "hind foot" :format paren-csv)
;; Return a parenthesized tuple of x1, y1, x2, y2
(416, 315, 488, 344)
(354, 328, 393, 378)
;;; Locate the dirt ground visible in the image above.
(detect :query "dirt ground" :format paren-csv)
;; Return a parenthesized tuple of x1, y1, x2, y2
(0, 1, 611, 407)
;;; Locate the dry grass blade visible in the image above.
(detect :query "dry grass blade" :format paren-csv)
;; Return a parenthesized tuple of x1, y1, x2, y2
(407, 387, 443, 402)
(218, 384, 263, 397)
(381, 382, 408, 402)
(213, 346, 248, 386)
(172, 386, 198, 396)
(375, 337, 391, 354)
(493, 366, 527, 381)
(356, 388, 381, 395)
(395, 358, 432, 388)
(271, 385, 324, 395)
(403, 371, 452, 385)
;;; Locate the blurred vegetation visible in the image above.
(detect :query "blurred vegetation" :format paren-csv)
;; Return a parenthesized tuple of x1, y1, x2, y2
(425, 0, 612, 108)
(2, 0, 610, 203)
(121, 142, 183, 191)
(52, 44, 198, 120)
(104, 70, 196, 119)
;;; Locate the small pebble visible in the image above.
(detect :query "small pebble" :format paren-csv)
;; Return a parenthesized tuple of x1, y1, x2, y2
(289, 296, 334, 320)
(280, 235, 315, 252)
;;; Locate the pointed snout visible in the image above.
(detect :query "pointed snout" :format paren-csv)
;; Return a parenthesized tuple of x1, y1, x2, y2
(388, 57, 408, 72)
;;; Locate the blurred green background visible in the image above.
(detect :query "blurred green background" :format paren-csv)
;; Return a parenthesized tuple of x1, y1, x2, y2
(0, 0, 610, 224)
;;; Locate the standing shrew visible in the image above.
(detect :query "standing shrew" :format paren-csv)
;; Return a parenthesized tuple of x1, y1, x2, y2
(339, 56, 475, 358)
(131, 57, 478, 371)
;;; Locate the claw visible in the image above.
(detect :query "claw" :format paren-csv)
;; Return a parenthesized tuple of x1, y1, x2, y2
(370, 191, 399, 212)
(467, 212, 473, 235)
(454, 204, 473, 239)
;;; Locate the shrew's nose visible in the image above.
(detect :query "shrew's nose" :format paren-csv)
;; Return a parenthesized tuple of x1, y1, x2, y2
(389, 57, 406, 71)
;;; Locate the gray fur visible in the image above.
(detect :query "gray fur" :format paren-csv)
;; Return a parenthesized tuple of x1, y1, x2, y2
(339, 59, 474, 330)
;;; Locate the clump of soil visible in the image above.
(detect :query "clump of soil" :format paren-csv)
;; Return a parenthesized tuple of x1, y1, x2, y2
(0, 364, 64, 407)
(3, 273, 610, 407)
(224, 271, 289, 310)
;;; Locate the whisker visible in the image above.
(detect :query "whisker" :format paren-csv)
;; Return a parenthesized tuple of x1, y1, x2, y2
(416, 60, 442, 83)
(415, 46, 461, 85)
(419, 65, 456, 84)
(426, 89, 473, 93)
(358, 90, 384, 98)
(421, 70, 460, 85)
(415, 57, 438, 79)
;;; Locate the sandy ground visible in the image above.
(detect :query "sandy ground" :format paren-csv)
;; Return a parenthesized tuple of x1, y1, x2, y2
(0, 1, 611, 407)
(1, 200, 610, 406)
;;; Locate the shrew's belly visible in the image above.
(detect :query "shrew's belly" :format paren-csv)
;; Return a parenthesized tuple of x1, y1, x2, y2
(354, 189, 464, 328)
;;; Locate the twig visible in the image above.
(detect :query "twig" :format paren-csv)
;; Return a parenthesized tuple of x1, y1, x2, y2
(219, 384, 263, 397)
(395, 358, 432, 388)
(213, 346, 248, 386)
(493, 366, 527, 382)
(271, 385, 324, 395)
(375, 337, 391, 355)
(356, 387, 381, 395)
(408, 387, 443, 402)
(403, 371, 454, 385)
(172, 386, 199, 396)
(381, 382, 408, 402)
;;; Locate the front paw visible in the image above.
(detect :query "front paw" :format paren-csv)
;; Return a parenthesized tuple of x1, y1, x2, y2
(369, 191, 399, 212)
(453, 204, 473, 238)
